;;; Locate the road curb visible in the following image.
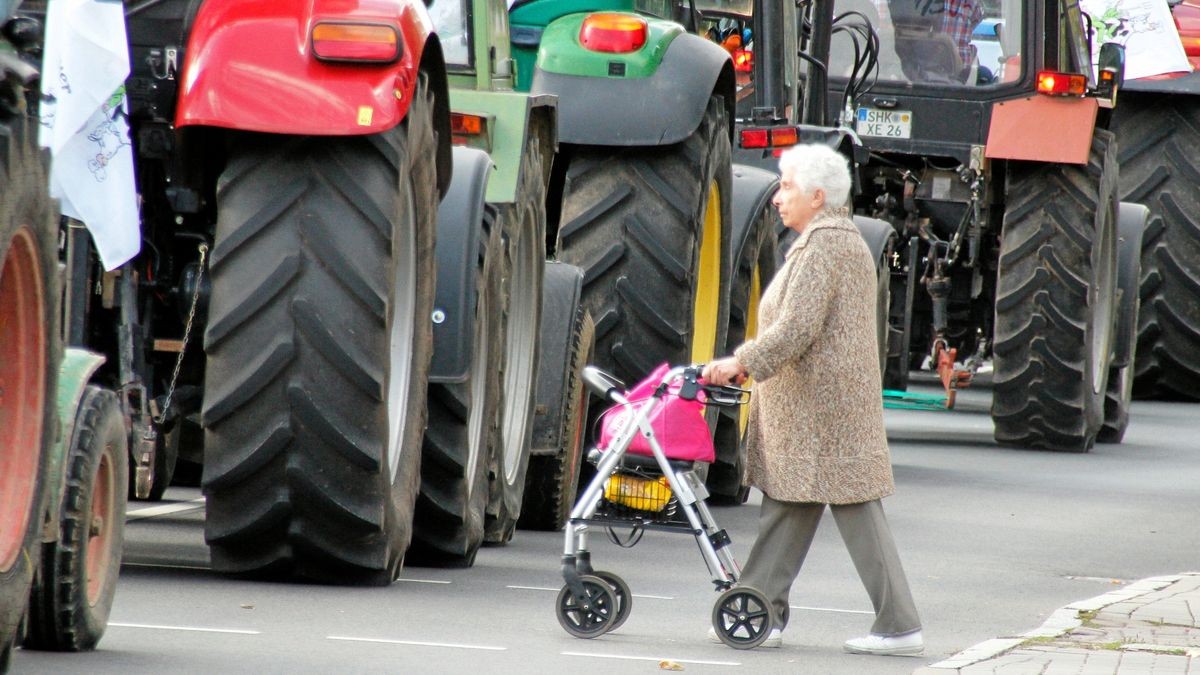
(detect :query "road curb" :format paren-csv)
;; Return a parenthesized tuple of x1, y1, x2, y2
(915, 574, 1188, 672)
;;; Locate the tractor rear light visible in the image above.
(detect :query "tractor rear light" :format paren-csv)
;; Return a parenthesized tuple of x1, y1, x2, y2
(770, 126, 799, 147)
(740, 126, 800, 149)
(740, 128, 769, 149)
(312, 22, 399, 63)
(1036, 70, 1086, 96)
(579, 13, 647, 53)
(732, 48, 753, 73)
(450, 112, 488, 145)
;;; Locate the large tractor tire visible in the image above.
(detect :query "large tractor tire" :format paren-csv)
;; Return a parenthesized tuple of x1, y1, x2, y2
(556, 95, 732, 390)
(708, 207, 778, 504)
(1111, 94, 1200, 401)
(409, 208, 502, 567)
(0, 117, 59, 665)
(25, 386, 127, 651)
(201, 76, 440, 584)
(484, 137, 547, 544)
(519, 262, 595, 531)
(992, 130, 1119, 452)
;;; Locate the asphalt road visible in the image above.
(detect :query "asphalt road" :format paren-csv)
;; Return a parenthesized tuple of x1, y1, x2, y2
(12, 382, 1200, 674)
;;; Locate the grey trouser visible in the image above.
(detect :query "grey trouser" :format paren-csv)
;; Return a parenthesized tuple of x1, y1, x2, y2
(737, 494, 921, 636)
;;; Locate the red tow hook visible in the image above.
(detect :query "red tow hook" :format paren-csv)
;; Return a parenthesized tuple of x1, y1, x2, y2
(933, 340, 973, 409)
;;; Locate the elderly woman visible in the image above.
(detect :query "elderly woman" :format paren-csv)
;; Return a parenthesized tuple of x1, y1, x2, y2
(703, 144, 922, 655)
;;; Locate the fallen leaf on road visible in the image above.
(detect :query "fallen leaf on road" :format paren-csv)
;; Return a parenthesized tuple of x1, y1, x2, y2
(658, 660, 684, 671)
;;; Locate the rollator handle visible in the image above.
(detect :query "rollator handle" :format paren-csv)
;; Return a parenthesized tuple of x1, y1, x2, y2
(582, 365, 626, 402)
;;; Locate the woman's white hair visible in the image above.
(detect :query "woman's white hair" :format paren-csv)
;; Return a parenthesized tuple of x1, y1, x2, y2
(777, 143, 852, 208)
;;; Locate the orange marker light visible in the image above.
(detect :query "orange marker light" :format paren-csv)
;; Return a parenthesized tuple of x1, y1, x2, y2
(770, 126, 799, 147)
(450, 113, 488, 145)
(312, 23, 399, 62)
(579, 13, 648, 53)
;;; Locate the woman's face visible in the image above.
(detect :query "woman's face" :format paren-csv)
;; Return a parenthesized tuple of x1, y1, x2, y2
(772, 167, 826, 232)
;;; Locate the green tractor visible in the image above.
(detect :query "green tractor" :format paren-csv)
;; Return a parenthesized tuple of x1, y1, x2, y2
(417, 0, 580, 558)
(1, 4, 126, 662)
(504, 0, 782, 503)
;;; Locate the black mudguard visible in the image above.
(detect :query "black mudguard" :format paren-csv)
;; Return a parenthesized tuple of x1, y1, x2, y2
(1123, 72, 1200, 95)
(852, 214, 896, 264)
(430, 146, 493, 383)
(1112, 202, 1148, 369)
(531, 32, 734, 146)
(729, 164, 779, 270)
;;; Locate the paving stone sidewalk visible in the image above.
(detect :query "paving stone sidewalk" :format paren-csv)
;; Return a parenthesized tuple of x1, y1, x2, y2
(915, 572, 1200, 674)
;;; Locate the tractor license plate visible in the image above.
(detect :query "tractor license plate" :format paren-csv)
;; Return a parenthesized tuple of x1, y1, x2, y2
(856, 108, 912, 139)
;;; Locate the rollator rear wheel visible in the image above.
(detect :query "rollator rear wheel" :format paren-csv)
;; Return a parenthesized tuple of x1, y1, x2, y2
(555, 575, 616, 638)
(711, 586, 773, 649)
(593, 571, 631, 632)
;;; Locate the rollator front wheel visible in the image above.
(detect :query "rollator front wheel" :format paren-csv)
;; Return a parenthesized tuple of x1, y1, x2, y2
(711, 586, 773, 649)
(593, 570, 632, 631)
(556, 575, 616, 638)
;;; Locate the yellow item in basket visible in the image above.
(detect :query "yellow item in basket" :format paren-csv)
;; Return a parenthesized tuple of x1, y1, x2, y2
(604, 474, 673, 512)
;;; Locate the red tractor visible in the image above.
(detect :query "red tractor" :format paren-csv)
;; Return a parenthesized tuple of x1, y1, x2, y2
(37, 0, 469, 584)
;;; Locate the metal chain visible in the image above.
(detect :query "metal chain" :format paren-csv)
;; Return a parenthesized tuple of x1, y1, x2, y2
(155, 242, 208, 425)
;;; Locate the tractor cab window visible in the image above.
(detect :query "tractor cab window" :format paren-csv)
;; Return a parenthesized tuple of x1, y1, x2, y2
(695, 2, 770, 117)
(830, 0, 1023, 87)
(431, 0, 472, 68)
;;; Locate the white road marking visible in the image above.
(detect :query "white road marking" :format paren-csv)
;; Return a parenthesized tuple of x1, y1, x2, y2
(562, 651, 740, 667)
(109, 622, 259, 635)
(327, 636, 505, 651)
(507, 585, 673, 600)
(790, 605, 874, 615)
(125, 497, 206, 521)
(395, 578, 451, 584)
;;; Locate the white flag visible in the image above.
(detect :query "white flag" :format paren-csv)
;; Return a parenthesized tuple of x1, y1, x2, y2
(40, 0, 140, 271)
(1080, 0, 1193, 80)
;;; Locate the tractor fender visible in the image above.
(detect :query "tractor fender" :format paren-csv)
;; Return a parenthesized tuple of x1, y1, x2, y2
(852, 215, 896, 265)
(1112, 202, 1148, 369)
(448, 89, 557, 205)
(730, 164, 779, 269)
(1123, 71, 1200, 94)
(42, 349, 106, 543)
(531, 32, 734, 146)
(430, 146, 494, 383)
(176, 0, 435, 136)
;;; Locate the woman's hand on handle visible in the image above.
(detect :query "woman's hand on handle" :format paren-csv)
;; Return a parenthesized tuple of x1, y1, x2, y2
(702, 357, 748, 387)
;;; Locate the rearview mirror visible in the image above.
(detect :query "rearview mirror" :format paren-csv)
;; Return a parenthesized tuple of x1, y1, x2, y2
(1098, 41, 1126, 87)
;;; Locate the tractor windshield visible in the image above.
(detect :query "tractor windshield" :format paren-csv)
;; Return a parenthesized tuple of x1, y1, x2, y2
(430, 0, 472, 67)
(694, 0, 754, 15)
(830, 0, 1024, 87)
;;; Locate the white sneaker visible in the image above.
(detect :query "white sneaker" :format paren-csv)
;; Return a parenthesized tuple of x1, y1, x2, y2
(708, 626, 783, 648)
(843, 630, 924, 656)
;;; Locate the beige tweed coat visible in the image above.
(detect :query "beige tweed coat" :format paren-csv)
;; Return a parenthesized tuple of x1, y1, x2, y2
(733, 207, 894, 504)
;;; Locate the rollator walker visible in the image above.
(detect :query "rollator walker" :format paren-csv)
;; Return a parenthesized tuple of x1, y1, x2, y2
(554, 363, 776, 649)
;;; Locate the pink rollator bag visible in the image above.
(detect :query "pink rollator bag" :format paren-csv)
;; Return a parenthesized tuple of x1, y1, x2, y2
(596, 362, 715, 463)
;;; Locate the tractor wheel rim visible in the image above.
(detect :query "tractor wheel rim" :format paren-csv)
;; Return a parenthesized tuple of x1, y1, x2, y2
(501, 204, 539, 482)
(1090, 205, 1117, 395)
(738, 263, 761, 438)
(466, 268, 491, 498)
(691, 181, 722, 365)
(87, 442, 116, 604)
(0, 226, 47, 571)
(387, 187, 418, 482)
